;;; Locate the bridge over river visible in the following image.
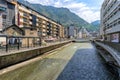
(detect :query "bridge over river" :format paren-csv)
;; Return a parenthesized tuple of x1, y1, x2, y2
(0, 42, 119, 80)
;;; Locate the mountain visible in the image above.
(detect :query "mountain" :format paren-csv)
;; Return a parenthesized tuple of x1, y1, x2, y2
(91, 20, 100, 31)
(91, 20, 100, 26)
(18, 0, 96, 31)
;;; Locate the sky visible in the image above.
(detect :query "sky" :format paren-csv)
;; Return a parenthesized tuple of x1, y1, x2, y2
(26, 0, 104, 23)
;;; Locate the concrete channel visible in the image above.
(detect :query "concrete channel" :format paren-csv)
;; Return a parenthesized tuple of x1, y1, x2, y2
(94, 41, 120, 78)
(0, 41, 71, 69)
(0, 42, 119, 80)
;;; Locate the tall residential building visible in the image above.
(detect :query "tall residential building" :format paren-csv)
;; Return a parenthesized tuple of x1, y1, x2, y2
(100, 0, 120, 42)
(0, 0, 16, 31)
(16, 1, 64, 38)
(67, 25, 79, 38)
(0, 0, 65, 39)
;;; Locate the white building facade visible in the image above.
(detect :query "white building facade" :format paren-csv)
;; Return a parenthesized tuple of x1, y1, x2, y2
(100, 0, 120, 42)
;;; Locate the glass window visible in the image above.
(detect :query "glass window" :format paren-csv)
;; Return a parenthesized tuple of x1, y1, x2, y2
(23, 18, 27, 22)
(0, 6, 6, 11)
(2, 15, 6, 19)
(8, 3, 14, 9)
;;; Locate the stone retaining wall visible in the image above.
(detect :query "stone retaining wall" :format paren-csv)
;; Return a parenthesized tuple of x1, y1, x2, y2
(0, 41, 71, 69)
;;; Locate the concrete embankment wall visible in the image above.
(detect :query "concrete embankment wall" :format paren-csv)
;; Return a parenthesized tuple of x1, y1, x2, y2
(0, 41, 71, 69)
(94, 41, 120, 76)
(94, 41, 120, 67)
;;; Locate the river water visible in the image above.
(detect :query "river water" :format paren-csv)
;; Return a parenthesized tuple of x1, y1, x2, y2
(0, 43, 119, 80)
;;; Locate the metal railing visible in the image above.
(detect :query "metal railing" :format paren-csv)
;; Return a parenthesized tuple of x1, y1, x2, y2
(0, 35, 41, 52)
(95, 40, 120, 53)
(0, 34, 68, 53)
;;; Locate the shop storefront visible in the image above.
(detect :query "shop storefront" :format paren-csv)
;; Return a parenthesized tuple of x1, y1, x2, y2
(111, 33, 120, 43)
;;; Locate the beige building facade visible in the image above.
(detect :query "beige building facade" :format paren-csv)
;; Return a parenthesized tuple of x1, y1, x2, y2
(16, 2, 65, 39)
(0, 0, 65, 40)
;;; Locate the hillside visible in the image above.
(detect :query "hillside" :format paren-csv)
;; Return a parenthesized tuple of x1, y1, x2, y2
(18, 0, 96, 31)
(91, 20, 100, 31)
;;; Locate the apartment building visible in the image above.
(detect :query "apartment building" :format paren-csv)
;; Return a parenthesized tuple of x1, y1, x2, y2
(0, 0, 16, 31)
(0, 0, 65, 40)
(59, 25, 65, 38)
(18, 1, 65, 39)
(67, 25, 79, 38)
(100, 0, 120, 42)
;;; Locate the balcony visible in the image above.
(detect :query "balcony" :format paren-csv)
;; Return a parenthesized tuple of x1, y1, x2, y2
(107, 12, 120, 24)
(23, 13, 29, 19)
(36, 23, 39, 26)
(42, 25, 46, 29)
(29, 22, 32, 25)
(42, 33, 46, 36)
(106, 25, 120, 34)
(42, 29, 46, 32)
(42, 21, 46, 24)
(29, 16, 32, 19)
(104, 2, 120, 19)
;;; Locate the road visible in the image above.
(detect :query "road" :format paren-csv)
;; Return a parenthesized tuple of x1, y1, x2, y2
(0, 43, 118, 80)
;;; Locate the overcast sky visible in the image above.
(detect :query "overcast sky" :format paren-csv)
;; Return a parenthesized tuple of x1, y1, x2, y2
(26, 0, 104, 23)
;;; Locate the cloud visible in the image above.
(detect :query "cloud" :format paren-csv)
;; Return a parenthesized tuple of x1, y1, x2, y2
(64, 2, 100, 23)
(27, 0, 54, 5)
(27, 0, 102, 23)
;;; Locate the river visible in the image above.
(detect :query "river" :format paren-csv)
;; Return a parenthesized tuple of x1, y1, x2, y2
(0, 43, 118, 80)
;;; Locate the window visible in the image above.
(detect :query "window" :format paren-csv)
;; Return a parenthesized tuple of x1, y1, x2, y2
(8, 3, 15, 9)
(114, 0, 117, 3)
(23, 24, 27, 27)
(0, 7, 6, 11)
(118, 21, 120, 24)
(23, 12, 28, 17)
(0, 0, 6, 4)
(23, 18, 28, 22)
(31, 14, 36, 26)
(2, 15, 7, 19)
